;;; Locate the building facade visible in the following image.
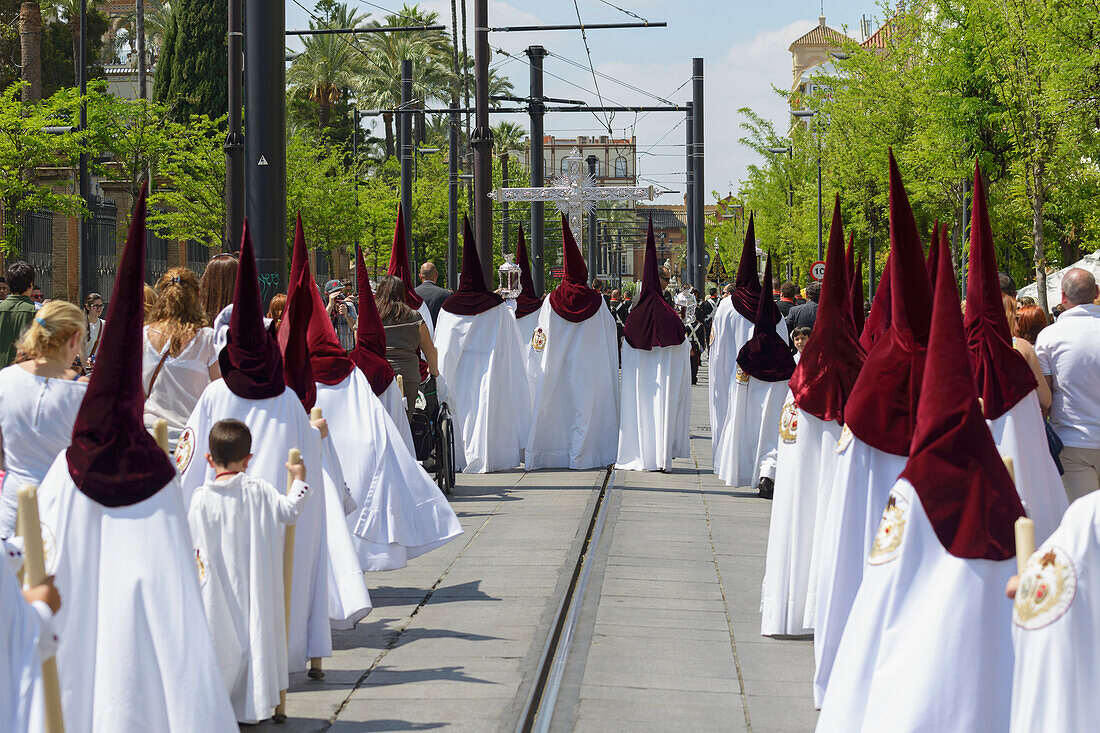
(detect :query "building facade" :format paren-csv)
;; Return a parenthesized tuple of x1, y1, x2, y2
(524, 135, 638, 185)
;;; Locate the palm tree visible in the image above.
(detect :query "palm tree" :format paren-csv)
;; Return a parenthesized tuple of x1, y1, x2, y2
(40, 0, 99, 83)
(491, 121, 527, 155)
(287, 2, 370, 131)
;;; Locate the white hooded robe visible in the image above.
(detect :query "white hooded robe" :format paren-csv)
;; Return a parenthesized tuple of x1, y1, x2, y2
(616, 340, 691, 472)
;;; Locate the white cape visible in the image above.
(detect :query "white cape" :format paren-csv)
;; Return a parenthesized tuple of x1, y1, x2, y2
(317, 432, 373, 630)
(315, 370, 462, 572)
(810, 434, 906, 707)
(188, 473, 311, 723)
(515, 310, 540, 352)
(2, 539, 48, 733)
(436, 304, 532, 473)
(616, 340, 691, 472)
(380, 379, 414, 452)
(989, 391, 1067, 544)
(417, 301, 434, 338)
(36, 462, 237, 732)
(717, 375, 788, 488)
(525, 302, 620, 470)
(177, 380, 331, 671)
(1010, 492, 1100, 732)
(707, 298, 752, 474)
(816, 479, 1016, 733)
(759, 400, 841, 637)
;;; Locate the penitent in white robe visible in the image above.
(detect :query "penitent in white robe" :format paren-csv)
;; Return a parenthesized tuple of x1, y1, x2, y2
(760, 398, 842, 637)
(36, 462, 238, 732)
(177, 380, 330, 672)
(380, 380, 414, 452)
(988, 391, 1067, 544)
(810, 433, 906, 706)
(525, 302, 620, 470)
(315, 370, 462, 572)
(717, 374, 788, 489)
(708, 298, 751, 475)
(188, 473, 312, 723)
(316, 434, 372, 629)
(515, 310, 540, 353)
(616, 340, 691, 472)
(816, 479, 1016, 733)
(1, 539, 52, 733)
(436, 304, 532, 473)
(1010, 492, 1100, 732)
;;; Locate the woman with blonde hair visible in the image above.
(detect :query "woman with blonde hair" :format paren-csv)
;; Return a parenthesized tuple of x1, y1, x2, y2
(0, 300, 88, 536)
(143, 267, 220, 449)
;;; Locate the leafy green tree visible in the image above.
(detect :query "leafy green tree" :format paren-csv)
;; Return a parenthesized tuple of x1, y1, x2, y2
(152, 0, 227, 121)
(146, 114, 226, 247)
(286, 129, 362, 254)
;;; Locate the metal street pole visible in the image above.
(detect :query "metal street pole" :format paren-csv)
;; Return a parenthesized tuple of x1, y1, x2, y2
(526, 45, 546, 295)
(471, 0, 494, 282)
(817, 126, 823, 261)
(692, 58, 705, 291)
(400, 59, 414, 272)
(224, 0, 244, 250)
(136, 0, 146, 99)
(501, 153, 510, 255)
(586, 155, 599, 277)
(867, 233, 875, 302)
(685, 102, 694, 289)
(244, 0, 286, 298)
(448, 101, 459, 289)
(78, 0, 90, 297)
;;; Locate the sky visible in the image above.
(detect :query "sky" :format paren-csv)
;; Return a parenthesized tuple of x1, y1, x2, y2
(285, 0, 881, 205)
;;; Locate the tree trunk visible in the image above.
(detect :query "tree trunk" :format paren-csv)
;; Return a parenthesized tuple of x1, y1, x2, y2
(1031, 161, 1049, 314)
(319, 98, 330, 131)
(136, 0, 147, 99)
(383, 111, 394, 158)
(19, 3, 42, 102)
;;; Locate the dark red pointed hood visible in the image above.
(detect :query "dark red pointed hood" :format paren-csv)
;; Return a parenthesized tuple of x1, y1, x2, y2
(859, 252, 891, 350)
(736, 254, 795, 382)
(964, 163, 1036, 419)
(548, 215, 603, 322)
(730, 214, 762, 321)
(927, 221, 941, 288)
(442, 216, 504, 316)
(623, 217, 686, 350)
(277, 215, 317, 411)
(348, 246, 397, 395)
(67, 187, 176, 506)
(514, 228, 544, 318)
(848, 235, 865, 335)
(843, 152, 933, 455)
(387, 204, 423, 309)
(789, 198, 866, 422)
(219, 220, 287, 400)
(900, 216, 1025, 560)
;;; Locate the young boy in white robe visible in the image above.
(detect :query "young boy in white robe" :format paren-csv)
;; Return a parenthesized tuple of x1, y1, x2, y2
(188, 419, 313, 723)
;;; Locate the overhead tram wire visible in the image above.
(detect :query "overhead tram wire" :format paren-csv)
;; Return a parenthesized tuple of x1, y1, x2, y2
(571, 0, 614, 134)
(596, 0, 650, 23)
(544, 50, 676, 105)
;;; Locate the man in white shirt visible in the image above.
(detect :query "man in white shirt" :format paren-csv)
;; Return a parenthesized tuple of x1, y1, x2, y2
(1035, 267, 1100, 501)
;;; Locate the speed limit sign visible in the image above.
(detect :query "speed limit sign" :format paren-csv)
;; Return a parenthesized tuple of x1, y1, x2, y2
(810, 260, 826, 282)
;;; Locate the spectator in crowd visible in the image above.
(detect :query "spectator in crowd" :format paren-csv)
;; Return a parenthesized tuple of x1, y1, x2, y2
(999, 271, 1017, 297)
(30, 286, 43, 308)
(415, 262, 452, 327)
(777, 281, 798, 317)
(1015, 301, 1048, 345)
(199, 253, 239, 328)
(143, 268, 221, 450)
(772, 277, 782, 302)
(632, 268, 674, 310)
(722, 283, 734, 298)
(786, 280, 821, 332)
(376, 275, 438, 414)
(791, 325, 811, 354)
(1017, 295, 1037, 308)
(1003, 294, 1051, 414)
(143, 285, 158, 321)
(1051, 303, 1066, 321)
(82, 292, 105, 372)
(267, 293, 287, 331)
(0, 278, 8, 299)
(687, 307, 708, 385)
(1034, 267, 1100, 500)
(325, 279, 358, 351)
(0, 261, 37, 368)
(0, 299, 88, 537)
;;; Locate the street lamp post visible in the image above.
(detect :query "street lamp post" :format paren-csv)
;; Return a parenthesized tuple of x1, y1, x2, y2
(791, 109, 823, 262)
(766, 144, 794, 280)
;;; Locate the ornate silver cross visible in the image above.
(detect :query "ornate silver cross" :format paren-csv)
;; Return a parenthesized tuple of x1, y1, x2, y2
(489, 147, 655, 242)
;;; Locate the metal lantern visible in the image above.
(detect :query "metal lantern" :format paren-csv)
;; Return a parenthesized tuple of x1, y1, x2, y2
(674, 286, 698, 326)
(498, 253, 522, 299)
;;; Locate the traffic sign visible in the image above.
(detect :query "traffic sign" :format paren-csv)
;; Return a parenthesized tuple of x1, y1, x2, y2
(551, 268, 566, 278)
(810, 260, 826, 282)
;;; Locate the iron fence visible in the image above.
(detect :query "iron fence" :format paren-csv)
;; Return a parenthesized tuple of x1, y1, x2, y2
(85, 201, 118, 303)
(186, 241, 209, 276)
(20, 210, 53, 298)
(146, 225, 170, 284)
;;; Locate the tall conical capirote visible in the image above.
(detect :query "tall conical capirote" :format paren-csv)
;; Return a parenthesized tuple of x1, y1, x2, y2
(441, 215, 504, 316)
(623, 217, 686, 350)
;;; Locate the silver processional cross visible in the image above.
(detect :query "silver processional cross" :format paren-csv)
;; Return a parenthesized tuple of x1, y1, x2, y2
(489, 147, 656, 244)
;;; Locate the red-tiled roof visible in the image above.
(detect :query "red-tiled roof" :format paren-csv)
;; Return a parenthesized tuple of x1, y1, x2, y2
(789, 23, 852, 50)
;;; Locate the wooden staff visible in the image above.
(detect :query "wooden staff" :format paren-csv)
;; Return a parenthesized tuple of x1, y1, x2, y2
(153, 419, 169, 457)
(307, 407, 323, 681)
(274, 447, 302, 723)
(18, 485, 65, 733)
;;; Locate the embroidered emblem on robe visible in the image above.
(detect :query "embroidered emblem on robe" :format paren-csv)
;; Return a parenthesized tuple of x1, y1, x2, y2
(532, 327, 547, 352)
(868, 491, 907, 565)
(175, 426, 196, 473)
(836, 424, 853, 453)
(779, 396, 799, 444)
(1014, 546, 1076, 630)
(735, 365, 749, 385)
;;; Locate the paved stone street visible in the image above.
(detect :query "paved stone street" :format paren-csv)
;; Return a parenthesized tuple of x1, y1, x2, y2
(259, 366, 816, 732)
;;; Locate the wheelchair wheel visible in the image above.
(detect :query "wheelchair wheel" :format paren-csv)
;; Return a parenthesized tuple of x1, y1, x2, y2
(439, 417, 455, 495)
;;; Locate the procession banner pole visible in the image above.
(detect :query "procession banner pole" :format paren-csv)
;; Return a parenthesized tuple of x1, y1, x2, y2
(275, 447, 302, 722)
(153, 418, 169, 456)
(18, 485, 65, 733)
(307, 407, 324, 680)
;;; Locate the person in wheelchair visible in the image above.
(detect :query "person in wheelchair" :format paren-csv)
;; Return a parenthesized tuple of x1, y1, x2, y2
(376, 275, 439, 416)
